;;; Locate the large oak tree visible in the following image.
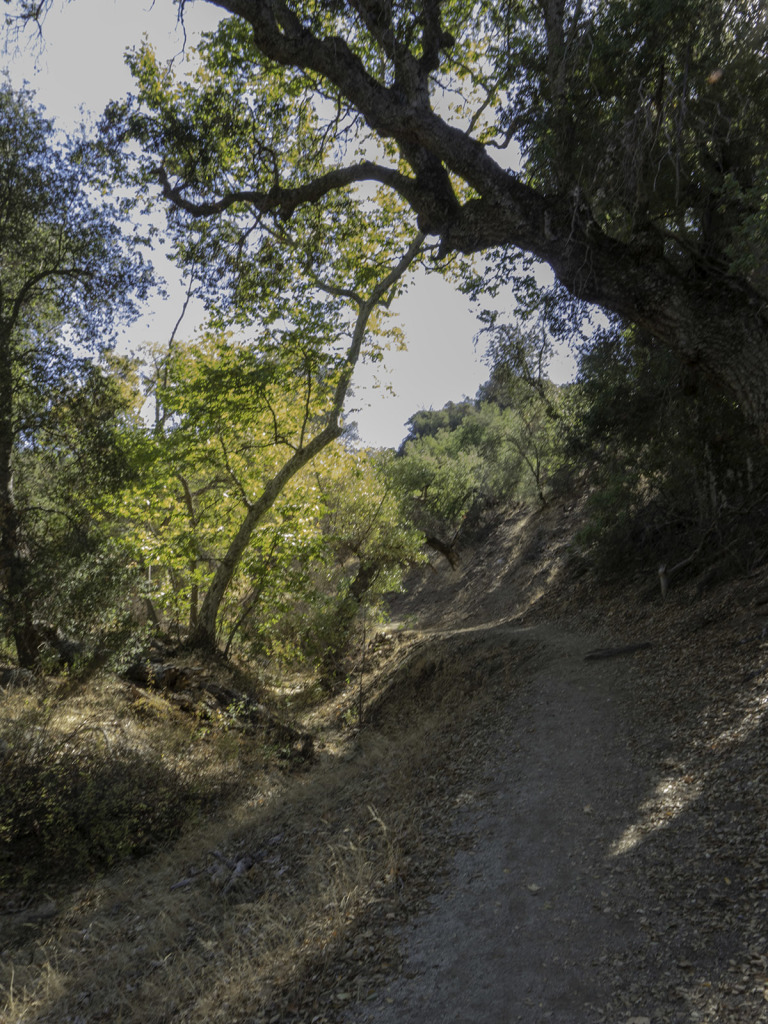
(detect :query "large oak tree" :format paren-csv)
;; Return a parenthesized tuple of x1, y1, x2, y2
(14, 1, 768, 425)
(118, 1, 768, 430)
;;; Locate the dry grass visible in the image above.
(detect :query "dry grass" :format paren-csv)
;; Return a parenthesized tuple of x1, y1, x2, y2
(10, 495, 733, 1023)
(0, 669, 264, 895)
(0, 624, 521, 1024)
(0, 502, 619, 1023)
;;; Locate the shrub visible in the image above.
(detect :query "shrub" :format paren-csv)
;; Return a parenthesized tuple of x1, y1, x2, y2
(566, 326, 768, 575)
(0, 695, 205, 890)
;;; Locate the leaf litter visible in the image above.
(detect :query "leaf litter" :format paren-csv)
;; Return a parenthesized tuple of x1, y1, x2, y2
(4, 502, 768, 1022)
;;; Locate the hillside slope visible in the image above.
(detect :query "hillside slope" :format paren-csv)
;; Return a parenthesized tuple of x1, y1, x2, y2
(4, 500, 768, 1023)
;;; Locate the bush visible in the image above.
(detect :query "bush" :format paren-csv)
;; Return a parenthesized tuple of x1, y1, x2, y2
(0, 695, 205, 890)
(566, 326, 768, 575)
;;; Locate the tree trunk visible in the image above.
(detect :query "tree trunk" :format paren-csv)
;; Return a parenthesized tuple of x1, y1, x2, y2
(187, 423, 343, 651)
(206, 0, 768, 433)
(349, 561, 379, 603)
(0, 324, 39, 668)
(424, 534, 460, 569)
(177, 475, 200, 633)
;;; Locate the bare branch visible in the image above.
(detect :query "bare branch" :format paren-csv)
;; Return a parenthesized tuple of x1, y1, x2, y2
(156, 276, 195, 427)
(311, 276, 363, 306)
(262, 390, 295, 452)
(327, 230, 425, 422)
(216, 436, 257, 507)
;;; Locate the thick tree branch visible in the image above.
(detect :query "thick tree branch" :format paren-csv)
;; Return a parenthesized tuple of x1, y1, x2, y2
(157, 160, 424, 219)
(419, 0, 454, 74)
(16, 5, 768, 430)
(348, 0, 409, 75)
(15, 0, 759, 434)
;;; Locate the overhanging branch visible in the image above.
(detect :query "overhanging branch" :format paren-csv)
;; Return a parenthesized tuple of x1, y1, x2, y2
(157, 160, 424, 220)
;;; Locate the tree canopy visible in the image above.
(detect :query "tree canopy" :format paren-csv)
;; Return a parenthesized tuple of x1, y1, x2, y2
(10, 1, 767, 424)
(0, 84, 150, 666)
(49, 0, 761, 435)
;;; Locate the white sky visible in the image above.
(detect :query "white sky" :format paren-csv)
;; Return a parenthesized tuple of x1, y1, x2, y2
(5, 0, 576, 449)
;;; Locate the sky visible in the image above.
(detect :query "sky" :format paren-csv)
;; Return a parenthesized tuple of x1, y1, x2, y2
(5, 0, 576, 449)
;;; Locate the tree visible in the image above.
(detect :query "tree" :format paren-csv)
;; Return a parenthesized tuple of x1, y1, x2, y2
(565, 325, 768, 575)
(391, 381, 560, 565)
(11, 351, 147, 666)
(117, 223, 423, 654)
(400, 401, 474, 451)
(116, 354, 333, 652)
(59, 21, 430, 654)
(210, 444, 425, 673)
(310, 446, 425, 680)
(477, 320, 564, 501)
(186, 234, 421, 651)
(117, 331, 424, 664)
(40, 0, 764, 436)
(0, 85, 149, 666)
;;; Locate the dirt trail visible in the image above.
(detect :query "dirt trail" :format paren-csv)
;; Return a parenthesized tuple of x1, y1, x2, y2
(6, 503, 768, 1023)
(350, 622, 664, 1024)
(341, 503, 768, 1024)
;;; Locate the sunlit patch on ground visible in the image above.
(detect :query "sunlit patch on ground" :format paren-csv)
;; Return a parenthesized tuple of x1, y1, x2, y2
(610, 679, 768, 858)
(610, 771, 703, 855)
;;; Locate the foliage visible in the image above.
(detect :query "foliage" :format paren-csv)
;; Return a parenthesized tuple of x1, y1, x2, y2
(0, 84, 150, 343)
(11, 354, 148, 661)
(98, 31, 430, 652)
(390, 326, 564, 556)
(508, 0, 768, 250)
(566, 325, 768, 573)
(89, 0, 768, 434)
(318, 448, 427, 584)
(396, 398, 555, 519)
(116, 331, 424, 670)
(6, 1, 767, 666)
(9, 1, 768, 442)
(0, 84, 150, 667)
(106, 23, 419, 323)
(393, 423, 486, 536)
(115, 331, 327, 637)
(299, 447, 425, 677)
(401, 401, 474, 449)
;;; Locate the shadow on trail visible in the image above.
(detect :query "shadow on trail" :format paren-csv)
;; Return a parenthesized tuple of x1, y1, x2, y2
(352, 622, 768, 1024)
(602, 646, 768, 1022)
